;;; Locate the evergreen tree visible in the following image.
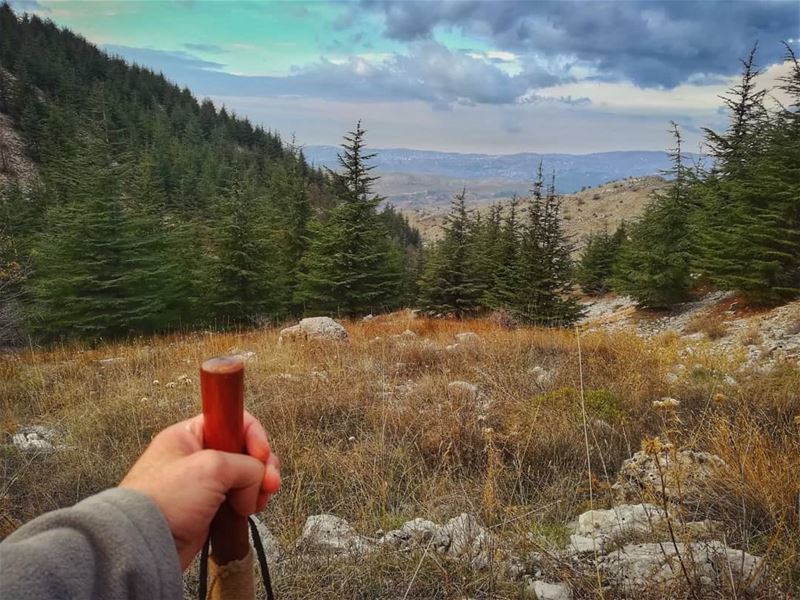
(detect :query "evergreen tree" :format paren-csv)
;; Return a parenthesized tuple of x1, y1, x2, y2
(418, 188, 482, 316)
(577, 223, 626, 295)
(483, 195, 522, 310)
(29, 124, 174, 338)
(511, 168, 581, 324)
(692, 45, 800, 303)
(211, 165, 282, 324)
(613, 123, 693, 307)
(296, 121, 402, 315)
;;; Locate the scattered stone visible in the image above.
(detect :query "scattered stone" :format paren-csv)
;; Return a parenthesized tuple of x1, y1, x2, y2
(723, 375, 738, 387)
(652, 397, 680, 410)
(529, 366, 554, 387)
(232, 351, 257, 363)
(576, 503, 666, 539)
(664, 372, 679, 385)
(599, 541, 762, 592)
(297, 514, 373, 555)
(279, 317, 348, 344)
(391, 329, 417, 340)
(568, 533, 606, 555)
(249, 515, 285, 564)
(11, 425, 61, 452)
(362, 314, 375, 322)
(380, 518, 440, 549)
(528, 579, 573, 600)
(434, 513, 493, 569)
(613, 449, 726, 509)
(97, 357, 124, 366)
(455, 332, 480, 344)
(448, 381, 480, 399)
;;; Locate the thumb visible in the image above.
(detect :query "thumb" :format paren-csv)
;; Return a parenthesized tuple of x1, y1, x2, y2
(201, 450, 266, 517)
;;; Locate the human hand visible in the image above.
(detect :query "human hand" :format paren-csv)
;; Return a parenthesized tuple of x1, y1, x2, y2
(119, 411, 281, 570)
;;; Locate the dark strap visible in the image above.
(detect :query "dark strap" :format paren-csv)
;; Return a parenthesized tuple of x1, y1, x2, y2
(198, 518, 275, 600)
(248, 516, 276, 600)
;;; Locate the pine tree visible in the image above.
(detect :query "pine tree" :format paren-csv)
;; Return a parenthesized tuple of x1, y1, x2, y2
(29, 126, 173, 338)
(613, 123, 693, 307)
(418, 188, 481, 316)
(211, 165, 282, 324)
(483, 195, 522, 310)
(296, 121, 401, 315)
(511, 166, 581, 324)
(577, 223, 626, 295)
(692, 46, 800, 303)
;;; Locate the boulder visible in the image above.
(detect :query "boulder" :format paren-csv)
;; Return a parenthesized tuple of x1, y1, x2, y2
(434, 513, 493, 569)
(11, 425, 61, 452)
(613, 449, 726, 508)
(599, 541, 762, 592)
(249, 515, 284, 565)
(576, 503, 666, 539)
(296, 514, 373, 555)
(568, 533, 607, 555)
(279, 317, 348, 344)
(380, 518, 440, 549)
(455, 332, 480, 344)
(528, 580, 573, 600)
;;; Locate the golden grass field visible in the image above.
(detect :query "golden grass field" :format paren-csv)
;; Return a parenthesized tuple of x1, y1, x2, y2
(2, 312, 798, 598)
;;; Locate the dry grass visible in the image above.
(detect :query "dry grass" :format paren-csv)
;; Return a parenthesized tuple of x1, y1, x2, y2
(1, 312, 798, 598)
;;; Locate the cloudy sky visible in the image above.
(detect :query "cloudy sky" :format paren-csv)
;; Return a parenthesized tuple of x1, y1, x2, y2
(11, 0, 799, 154)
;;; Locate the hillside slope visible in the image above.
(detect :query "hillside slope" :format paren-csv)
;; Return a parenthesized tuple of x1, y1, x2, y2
(405, 175, 666, 245)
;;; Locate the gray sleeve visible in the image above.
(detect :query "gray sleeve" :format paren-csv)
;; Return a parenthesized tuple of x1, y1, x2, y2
(0, 487, 183, 600)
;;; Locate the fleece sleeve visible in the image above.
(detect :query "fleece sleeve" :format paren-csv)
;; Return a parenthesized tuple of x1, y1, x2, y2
(0, 487, 183, 600)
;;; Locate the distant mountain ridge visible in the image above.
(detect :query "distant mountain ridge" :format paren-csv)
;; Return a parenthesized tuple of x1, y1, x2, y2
(304, 146, 700, 194)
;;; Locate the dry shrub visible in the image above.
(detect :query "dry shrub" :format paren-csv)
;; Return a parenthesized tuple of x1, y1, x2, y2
(2, 312, 799, 597)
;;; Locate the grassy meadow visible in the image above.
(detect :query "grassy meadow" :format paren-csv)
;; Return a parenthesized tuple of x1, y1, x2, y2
(1, 312, 798, 598)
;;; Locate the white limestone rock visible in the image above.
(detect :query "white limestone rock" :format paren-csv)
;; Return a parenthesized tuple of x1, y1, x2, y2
(576, 503, 666, 539)
(434, 513, 493, 569)
(600, 541, 762, 592)
(528, 580, 573, 600)
(455, 332, 480, 344)
(279, 317, 348, 344)
(380, 518, 440, 549)
(11, 425, 61, 452)
(249, 515, 284, 564)
(613, 449, 726, 508)
(297, 514, 373, 555)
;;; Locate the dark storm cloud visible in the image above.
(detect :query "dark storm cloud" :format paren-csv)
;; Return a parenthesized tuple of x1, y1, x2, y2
(366, 0, 799, 87)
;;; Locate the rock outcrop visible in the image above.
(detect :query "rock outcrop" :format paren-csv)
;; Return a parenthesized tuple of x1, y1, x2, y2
(279, 317, 348, 344)
(296, 514, 373, 555)
(11, 425, 61, 452)
(613, 449, 726, 509)
(599, 540, 762, 592)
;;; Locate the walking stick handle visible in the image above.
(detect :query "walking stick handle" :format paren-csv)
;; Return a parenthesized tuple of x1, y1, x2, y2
(200, 357, 249, 564)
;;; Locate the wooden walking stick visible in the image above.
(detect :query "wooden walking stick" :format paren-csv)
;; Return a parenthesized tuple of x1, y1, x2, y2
(200, 357, 254, 600)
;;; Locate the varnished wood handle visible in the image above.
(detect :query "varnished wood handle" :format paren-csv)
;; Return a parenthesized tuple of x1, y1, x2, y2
(200, 357, 249, 564)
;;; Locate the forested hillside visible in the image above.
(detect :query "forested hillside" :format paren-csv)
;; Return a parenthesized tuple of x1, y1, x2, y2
(0, 4, 420, 343)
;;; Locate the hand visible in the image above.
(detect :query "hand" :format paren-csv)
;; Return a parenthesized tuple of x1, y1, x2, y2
(119, 411, 281, 570)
